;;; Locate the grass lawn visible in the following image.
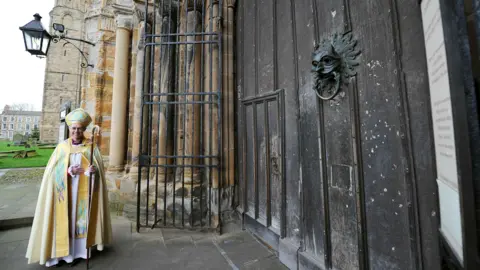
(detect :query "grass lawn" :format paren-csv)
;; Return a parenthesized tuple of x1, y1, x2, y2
(0, 140, 55, 169)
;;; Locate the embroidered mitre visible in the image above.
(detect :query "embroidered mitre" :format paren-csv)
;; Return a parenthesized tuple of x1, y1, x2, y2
(65, 108, 92, 128)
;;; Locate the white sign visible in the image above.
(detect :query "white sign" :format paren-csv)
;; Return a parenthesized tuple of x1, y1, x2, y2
(421, 0, 463, 263)
(58, 122, 66, 143)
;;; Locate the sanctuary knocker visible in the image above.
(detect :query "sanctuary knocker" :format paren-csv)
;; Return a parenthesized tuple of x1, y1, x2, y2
(311, 31, 361, 100)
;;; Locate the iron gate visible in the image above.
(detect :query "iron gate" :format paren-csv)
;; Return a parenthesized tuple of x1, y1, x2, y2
(137, 0, 223, 232)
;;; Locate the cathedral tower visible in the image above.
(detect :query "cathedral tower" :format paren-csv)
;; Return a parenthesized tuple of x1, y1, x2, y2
(40, 0, 86, 142)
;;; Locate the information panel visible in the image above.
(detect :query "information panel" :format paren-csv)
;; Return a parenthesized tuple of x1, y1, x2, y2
(421, 0, 463, 263)
(58, 122, 66, 143)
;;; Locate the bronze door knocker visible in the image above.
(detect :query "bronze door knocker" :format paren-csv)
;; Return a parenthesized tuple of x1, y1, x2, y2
(311, 31, 361, 100)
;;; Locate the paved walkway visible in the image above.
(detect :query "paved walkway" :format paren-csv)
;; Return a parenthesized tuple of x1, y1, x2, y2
(0, 168, 42, 230)
(0, 183, 39, 222)
(0, 168, 288, 269)
(1, 216, 287, 269)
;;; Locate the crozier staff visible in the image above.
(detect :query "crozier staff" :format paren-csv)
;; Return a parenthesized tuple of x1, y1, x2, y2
(26, 108, 112, 267)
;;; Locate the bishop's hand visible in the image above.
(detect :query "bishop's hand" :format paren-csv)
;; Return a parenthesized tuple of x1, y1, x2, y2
(88, 165, 96, 174)
(70, 165, 85, 175)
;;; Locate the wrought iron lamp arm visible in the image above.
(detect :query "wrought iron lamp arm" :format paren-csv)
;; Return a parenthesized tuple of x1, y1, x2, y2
(52, 35, 95, 68)
(58, 36, 96, 47)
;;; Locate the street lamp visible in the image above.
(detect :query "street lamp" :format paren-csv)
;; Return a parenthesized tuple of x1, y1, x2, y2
(20, 14, 96, 68)
(19, 14, 52, 57)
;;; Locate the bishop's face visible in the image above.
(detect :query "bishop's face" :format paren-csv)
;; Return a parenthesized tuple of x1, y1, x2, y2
(70, 123, 85, 142)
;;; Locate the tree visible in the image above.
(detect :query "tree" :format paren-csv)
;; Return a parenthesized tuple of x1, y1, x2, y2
(31, 127, 40, 141)
(9, 103, 36, 111)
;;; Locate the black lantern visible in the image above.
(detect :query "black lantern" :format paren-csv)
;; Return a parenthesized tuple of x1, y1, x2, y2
(19, 14, 52, 57)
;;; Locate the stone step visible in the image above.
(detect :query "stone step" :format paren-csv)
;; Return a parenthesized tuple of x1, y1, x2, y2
(122, 195, 210, 228)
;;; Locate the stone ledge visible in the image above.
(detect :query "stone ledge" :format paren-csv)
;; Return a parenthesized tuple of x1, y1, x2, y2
(0, 217, 34, 231)
(107, 165, 125, 172)
(298, 250, 326, 270)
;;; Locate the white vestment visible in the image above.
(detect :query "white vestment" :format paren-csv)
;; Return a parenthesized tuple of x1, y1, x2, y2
(46, 152, 90, 267)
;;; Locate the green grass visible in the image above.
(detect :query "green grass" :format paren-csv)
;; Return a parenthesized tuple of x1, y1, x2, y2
(0, 140, 55, 169)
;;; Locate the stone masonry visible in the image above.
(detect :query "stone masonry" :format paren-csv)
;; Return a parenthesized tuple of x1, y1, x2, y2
(40, 0, 87, 143)
(41, 0, 237, 230)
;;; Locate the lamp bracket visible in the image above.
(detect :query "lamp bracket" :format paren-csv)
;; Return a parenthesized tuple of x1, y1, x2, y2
(52, 34, 96, 68)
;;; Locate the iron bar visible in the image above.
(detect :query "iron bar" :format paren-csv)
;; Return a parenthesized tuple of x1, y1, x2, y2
(181, 0, 188, 228)
(154, 0, 166, 229)
(144, 92, 217, 96)
(147, 31, 218, 37)
(146, 154, 216, 159)
(218, 0, 223, 233)
(208, 0, 214, 228)
(145, 40, 219, 46)
(172, 0, 181, 228)
(136, 0, 149, 233)
(144, 101, 217, 105)
(138, 0, 222, 232)
(146, 0, 158, 228)
(191, 0, 199, 228)
(163, 0, 174, 228)
(200, 0, 207, 228)
(141, 164, 218, 168)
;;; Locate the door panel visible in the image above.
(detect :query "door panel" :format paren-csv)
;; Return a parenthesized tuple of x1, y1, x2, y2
(244, 105, 255, 217)
(256, 102, 267, 224)
(241, 90, 285, 235)
(236, 0, 440, 269)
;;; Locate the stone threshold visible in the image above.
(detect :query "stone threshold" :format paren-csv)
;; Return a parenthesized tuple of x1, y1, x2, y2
(0, 216, 34, 231)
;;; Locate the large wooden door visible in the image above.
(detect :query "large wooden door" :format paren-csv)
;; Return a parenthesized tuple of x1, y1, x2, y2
(236, 0, 441, 269)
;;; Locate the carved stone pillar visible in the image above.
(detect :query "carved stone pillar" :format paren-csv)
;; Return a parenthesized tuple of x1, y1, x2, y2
(157, 11, 177, 182)
(225, 0, 236, 188)
(204, 0, 220, 191)
(109, 15, 132, 170)
(130, 21, 150, 177)
(176, 4, 203, 184)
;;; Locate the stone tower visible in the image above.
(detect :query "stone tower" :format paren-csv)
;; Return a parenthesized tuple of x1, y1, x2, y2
(40, 0, 86, 142)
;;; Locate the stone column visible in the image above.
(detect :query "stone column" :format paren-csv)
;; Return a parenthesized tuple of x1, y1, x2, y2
(204, 0, 220, 190)
(201, 0, 221, 227)
(225, 1, 236, 187)
(175, 5, 203, 184)
(109, 15, 133, 170)
(156, 11, 177, 182)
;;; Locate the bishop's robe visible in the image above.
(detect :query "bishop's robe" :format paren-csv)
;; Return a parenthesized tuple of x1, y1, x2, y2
(26, 138, 112, 266)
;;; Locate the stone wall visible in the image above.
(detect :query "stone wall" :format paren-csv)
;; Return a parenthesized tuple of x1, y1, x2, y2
(81, 1, 117, 156)
(42, 0, 238, 228)
(41, 1, 87, 142)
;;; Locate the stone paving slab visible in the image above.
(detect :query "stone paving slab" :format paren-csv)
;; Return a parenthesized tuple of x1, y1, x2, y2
(0, 169, 288, 269)
(0, 168, 43, 230)
(0, 216, 289, 270)
(0, 183, 40, 225)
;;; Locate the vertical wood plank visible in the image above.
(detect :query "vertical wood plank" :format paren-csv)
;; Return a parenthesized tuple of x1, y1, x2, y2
(293, 0, 327, 262)
(276, 0, 302, 243)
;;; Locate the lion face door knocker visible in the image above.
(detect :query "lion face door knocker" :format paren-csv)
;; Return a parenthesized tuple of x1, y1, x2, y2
(311, 31, 361, 100)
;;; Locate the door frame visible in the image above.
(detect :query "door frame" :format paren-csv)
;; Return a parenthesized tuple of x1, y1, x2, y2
(420, 0, 480, 268)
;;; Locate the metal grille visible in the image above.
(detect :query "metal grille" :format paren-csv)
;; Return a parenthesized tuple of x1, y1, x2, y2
(137, 0, 223, 232)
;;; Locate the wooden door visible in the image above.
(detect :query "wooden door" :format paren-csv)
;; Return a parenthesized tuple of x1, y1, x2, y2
(236, 0, 441, 269)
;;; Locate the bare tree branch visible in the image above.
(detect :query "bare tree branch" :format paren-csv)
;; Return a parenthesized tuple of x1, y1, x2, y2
(9, 103, 36, 111)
